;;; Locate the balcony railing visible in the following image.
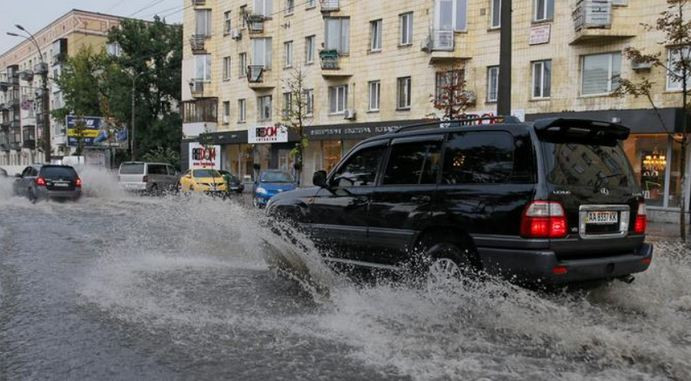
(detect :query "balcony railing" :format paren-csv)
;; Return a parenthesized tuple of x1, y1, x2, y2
(182, 98, 217, 124)
(190, 35, 208, 52)
(246, 14, 265, 33)
(191, 0, 206, 6)
(319, 50, 339, 70)
(247, 65, 265, 83)
(189, 80, 205, 97)
(20, 70, 34, 82)
(320, 0, 339, 12)
(423, 29, 454, 52)
(573, 0, 612, 31)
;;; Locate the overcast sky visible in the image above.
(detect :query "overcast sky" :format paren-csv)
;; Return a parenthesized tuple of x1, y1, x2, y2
(1, 0, 183, 53)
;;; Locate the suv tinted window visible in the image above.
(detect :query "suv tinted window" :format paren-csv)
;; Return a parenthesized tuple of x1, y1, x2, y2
(148, 164, 166, 175)
(542, 142, 635, 189)
(442, 131, 517, 184)
(41, 166, 77, 179)
(383, 141, 442, 185)
(333, 145, 386, 187)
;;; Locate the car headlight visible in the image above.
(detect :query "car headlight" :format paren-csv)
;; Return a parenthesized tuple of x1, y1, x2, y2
(256, 186, 268, 195)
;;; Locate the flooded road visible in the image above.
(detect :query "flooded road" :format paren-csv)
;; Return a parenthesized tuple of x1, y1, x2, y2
(0, 175, 690, 380)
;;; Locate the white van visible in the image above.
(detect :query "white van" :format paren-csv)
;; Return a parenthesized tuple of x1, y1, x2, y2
(118, 162, 179, 192)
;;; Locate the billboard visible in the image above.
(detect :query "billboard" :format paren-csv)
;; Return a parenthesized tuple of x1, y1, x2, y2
(188, 142, 221, 169)
(66, 116, 104, 146)
(248, 124, 288, 144)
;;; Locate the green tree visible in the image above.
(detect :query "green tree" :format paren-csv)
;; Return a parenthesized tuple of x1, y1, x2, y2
(281, 68, 311, 184)
(613, 0, 691, 241)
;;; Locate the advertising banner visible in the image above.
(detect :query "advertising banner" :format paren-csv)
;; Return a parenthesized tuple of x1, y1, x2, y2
(189, 142, 221, 169)
(248, 124, 289, 144)
(66, 116, 104, 146)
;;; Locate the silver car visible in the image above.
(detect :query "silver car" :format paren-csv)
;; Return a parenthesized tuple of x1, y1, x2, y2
(13, 164, 82, 202)
(118, 162, 179, 193)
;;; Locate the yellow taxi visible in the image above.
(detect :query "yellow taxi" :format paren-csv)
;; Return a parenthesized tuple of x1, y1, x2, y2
(178, 169, 228, 194)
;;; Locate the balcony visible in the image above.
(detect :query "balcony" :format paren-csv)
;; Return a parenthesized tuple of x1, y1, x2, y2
(182, 97, 218, 138)
(319, 50, 352, 78)
(571, 0, 634, 44)
(246, 14, 265, 33)
(189, 80, 206, 97)
(320, 0, 339, 12)
(191, 0, 206, 6)
(246, 65, 275, 90)
(189, 35, 208, 53)
(20, 70, 34, 82)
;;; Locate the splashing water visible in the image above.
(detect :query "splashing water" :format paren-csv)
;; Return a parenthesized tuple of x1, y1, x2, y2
(2, 185, 689, 380)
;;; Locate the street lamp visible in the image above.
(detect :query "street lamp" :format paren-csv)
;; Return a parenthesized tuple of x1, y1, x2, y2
(7, 24, 51, 163)
(129, 70, 146, 161)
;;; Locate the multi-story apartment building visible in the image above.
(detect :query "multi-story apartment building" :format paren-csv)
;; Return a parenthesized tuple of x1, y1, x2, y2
(0, 9, 125, 167)
(181, 0, 690, 222)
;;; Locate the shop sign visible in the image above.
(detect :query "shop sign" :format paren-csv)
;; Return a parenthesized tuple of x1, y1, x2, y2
(529, 24, 551, 45)
(189, 142, 221, 169)
(248, 124, 288, 144)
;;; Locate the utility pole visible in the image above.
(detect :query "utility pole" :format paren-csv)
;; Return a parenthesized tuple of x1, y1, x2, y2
(8, 25, 50, 163)
(131, 74, 136, 161)
(497, 0, 512, 116)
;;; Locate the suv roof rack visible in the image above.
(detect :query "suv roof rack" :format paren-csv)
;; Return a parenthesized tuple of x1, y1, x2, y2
(392, 115, 522, 134)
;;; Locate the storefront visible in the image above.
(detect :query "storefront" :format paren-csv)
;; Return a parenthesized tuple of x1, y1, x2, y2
(527, 108, 690, 223)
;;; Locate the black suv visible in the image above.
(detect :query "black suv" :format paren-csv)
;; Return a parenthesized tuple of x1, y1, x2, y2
(267, 117, 653, 285)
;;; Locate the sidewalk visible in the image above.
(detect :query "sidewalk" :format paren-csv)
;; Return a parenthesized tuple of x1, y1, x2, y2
(647, 221, 688, 240)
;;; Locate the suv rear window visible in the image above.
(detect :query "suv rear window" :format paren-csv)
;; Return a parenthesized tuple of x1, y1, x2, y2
(148, 164, 167, 175)
(120, 163, 145, 174)
(41, 166, 77, 179)
(542, 142, 636, 188)
(441, 131, 534, 184)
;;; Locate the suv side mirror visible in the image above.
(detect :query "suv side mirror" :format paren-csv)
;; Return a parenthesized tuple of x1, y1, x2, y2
(313, 170, 327, 188)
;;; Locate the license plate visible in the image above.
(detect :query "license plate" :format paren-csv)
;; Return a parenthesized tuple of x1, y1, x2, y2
(586, 211, 618, 225)
(54, 182, 69, 187)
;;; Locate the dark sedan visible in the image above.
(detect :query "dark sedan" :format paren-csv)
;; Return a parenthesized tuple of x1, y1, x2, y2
(13, 164, 82, 202)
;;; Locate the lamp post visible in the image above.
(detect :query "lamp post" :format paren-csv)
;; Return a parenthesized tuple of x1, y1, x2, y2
(497, 0, 512, 116)
(8, 24, 51, 163)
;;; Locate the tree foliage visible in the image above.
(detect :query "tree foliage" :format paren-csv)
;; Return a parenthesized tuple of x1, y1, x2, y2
(430, 64, 473, 120)
(281, 68, 311, 181)
(52, 16, 182, 164)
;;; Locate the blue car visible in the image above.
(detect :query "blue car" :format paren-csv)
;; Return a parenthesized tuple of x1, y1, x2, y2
(253, 170, 297, 208)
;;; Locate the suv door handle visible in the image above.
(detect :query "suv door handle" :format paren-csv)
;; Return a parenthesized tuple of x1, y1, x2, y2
(411, 195, 431, 203)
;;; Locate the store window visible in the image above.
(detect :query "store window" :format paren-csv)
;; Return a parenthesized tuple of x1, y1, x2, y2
(622, 135, 670, 207)
(322, 140, 342, 173)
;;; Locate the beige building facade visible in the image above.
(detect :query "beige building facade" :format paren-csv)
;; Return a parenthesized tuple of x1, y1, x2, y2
(0, 9, 124, 167)
(181, 0, 691, 221)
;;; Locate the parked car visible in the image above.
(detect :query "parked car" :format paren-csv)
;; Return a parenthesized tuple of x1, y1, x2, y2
(253, 170, 297, 208)
(266, 117, 653, 286)
(118, 162, 179, 193)
(178, 168, 228, 194)
(13, 164, 82, 202)
(218, 170, 245, 193)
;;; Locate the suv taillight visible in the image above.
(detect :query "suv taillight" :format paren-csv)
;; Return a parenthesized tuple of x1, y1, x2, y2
(75, 177, 82, 188)
(35, 177, 46, 186)
(521, 201, 568, 238)
(634, 202, 646, 235)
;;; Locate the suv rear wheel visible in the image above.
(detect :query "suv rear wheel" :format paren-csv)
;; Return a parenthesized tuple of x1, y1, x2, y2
(413, 237, 481, 286)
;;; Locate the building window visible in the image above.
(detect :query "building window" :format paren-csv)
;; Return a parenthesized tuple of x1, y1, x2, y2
(252, 38, 272, 69)
(223, 56, 231, 81)
(238, 99, 247, 122)
(368, 80, 381, 111)
(533, 0, 554, 22)
(239, 53, 247, 77)
(285, 0, 295, 14)
(622, 135, 671, 207)
(224, 11, 232, 35)
(195, 9, 212, 36)
(282, 92, 292, 118)
(195, 54, 212, 81)
(306, 0, 316, 8)
(397, 77, 412, 110)
(223, 101, 230, 124)
(581, 52, 621, 95)
(487, 66, 499, 102)
(435, 0, 468, 31)
(435, 70, 464, 102)
(305, 35, 315, 64)
(491, 0, 501, 29)
(329, 85, 348, 114)
(325, 18, 350, 54)
(667, 46, 691, 91)
(253, 0, 273, 17)
(531, 60, 551, 98)
(304, 89, 314, 116)
(399, 12, 413, 46)
(258, 95, 272, 121)
(284, 41, 293, 68)
(370, 19, 382, 51)
(240, 5, 247, 28)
